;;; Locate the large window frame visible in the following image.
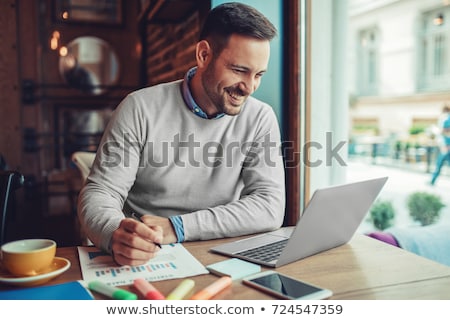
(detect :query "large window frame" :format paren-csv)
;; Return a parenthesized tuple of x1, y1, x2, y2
(418, 6, 450, 92)
(283, 0, 308, 225)
(357, 26, 379, 96)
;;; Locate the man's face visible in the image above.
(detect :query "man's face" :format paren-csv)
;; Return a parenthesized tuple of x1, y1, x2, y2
(200, 34, 270, 116)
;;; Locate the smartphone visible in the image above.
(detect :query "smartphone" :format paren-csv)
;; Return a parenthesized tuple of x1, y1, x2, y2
(242, 271, 332, 300)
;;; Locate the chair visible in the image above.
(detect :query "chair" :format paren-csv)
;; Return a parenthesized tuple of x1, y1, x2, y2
(0, 171, 24, 245)
(367, 224, 450, 267)
(70, 152, 96, 246)
(71, 151, 96, 183)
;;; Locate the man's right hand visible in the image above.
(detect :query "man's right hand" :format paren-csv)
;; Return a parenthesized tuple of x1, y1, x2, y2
(111, 218, 163, 266)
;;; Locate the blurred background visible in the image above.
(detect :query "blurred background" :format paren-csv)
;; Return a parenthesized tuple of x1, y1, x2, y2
(1, 0, 449, 247)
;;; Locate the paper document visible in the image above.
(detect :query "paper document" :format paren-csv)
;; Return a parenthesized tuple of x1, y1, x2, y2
(78, 243, 209, 286)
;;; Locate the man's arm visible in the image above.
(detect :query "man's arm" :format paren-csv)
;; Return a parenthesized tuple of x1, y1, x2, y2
(77, 94, 164, 264)
(180, 106, 286, 240)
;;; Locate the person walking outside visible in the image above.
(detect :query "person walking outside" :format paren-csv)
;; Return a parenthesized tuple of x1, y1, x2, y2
(430, 105, 450, 185)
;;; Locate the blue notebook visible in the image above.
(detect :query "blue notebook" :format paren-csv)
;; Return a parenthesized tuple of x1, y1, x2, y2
(0, 281, 94, 300)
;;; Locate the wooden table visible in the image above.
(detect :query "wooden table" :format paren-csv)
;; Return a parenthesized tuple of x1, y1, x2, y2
(2, 234, 450, 299)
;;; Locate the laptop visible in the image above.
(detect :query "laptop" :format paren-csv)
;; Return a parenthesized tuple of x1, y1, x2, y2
(210, 177, 388, 267)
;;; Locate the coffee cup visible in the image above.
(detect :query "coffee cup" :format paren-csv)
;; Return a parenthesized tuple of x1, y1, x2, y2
(0, 239, 56, 276)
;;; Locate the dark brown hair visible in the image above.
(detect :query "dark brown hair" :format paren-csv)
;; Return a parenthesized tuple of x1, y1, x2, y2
(199, 2, 277, 55)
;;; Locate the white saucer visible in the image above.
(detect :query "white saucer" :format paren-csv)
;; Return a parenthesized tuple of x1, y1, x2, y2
(0, 257, 71, 287)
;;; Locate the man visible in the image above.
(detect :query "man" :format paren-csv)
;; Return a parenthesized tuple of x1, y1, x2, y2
(430, 105, 450, 185)
(78, 2, 285, 266)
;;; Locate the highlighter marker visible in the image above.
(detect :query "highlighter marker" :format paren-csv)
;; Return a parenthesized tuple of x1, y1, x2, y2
(131, 212, 162, 248)
(88, 280, 137, 300)
(190, 276, 232, 300)
(133, 278, 165, 300)
(166, 279, 195, 300)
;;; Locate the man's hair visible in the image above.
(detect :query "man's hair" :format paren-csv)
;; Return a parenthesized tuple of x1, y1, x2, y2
(199, 2, 277, 55)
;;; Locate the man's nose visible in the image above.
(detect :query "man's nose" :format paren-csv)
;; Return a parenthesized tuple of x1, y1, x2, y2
(240, 77, 257, 95)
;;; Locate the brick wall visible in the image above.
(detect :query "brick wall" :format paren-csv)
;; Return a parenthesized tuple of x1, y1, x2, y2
(145, 11, 201, 86)
(0, 0, 22, 171)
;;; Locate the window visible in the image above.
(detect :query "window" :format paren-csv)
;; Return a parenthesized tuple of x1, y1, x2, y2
(357, 27, 379, 96)
(418, 7, 450, 91)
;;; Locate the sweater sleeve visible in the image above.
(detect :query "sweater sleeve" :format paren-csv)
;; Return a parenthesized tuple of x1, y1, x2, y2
(77, 94, 144, 252)
(181, 106, 286, 241)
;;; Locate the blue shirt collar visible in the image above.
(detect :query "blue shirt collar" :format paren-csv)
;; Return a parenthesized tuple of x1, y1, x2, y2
(181, 67, 225, 120)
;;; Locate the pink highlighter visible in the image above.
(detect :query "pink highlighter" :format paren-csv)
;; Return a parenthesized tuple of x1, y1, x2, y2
(133, 278, 165, 300)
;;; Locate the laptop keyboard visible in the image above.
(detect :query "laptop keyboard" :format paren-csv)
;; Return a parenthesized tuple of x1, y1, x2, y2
(237, 239, 289, 262)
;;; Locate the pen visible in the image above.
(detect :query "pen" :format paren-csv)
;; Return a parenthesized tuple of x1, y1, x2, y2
(88, 280, 137, 300)
(166, 279, 195, 300)
(190, 276, 232, 300)
(133, 278, 165, 300)
(131, 212, 162, 249)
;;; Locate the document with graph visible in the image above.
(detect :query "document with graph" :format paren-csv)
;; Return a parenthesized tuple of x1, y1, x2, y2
(77, 243, 209, 286)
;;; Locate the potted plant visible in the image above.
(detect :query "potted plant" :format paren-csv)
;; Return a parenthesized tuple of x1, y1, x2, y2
(393, 140, 402, 160)
(407, 192, 445, 226)
(369, 200, 395, 230)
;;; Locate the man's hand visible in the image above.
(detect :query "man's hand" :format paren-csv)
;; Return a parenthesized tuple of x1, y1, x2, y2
(111, 218, 163, 266)
(139, 215, 178, 244)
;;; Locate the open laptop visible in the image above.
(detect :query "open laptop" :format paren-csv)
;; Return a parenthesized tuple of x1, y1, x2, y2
(210, 177, 388, 267)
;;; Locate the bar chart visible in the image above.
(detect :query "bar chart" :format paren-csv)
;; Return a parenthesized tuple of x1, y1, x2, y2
(78, 244, 208, 286)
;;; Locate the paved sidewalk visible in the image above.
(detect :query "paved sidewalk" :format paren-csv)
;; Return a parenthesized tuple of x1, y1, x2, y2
(346, 159, 450, 233)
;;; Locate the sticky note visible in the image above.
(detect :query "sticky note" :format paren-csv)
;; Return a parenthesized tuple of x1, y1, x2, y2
(206, 258, 261, 280)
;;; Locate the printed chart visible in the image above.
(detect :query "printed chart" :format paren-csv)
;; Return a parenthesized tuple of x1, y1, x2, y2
(78, 244, 209, 286)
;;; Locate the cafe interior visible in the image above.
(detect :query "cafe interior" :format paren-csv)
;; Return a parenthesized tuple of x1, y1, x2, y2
(2, 1, 450, 302)
(0, 0, 302, 247)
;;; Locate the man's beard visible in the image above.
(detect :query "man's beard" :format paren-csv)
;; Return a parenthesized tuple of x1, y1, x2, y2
(201, 63, 247, 116)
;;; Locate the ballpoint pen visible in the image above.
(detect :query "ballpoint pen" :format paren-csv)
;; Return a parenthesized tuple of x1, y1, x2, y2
(88, 280, 137, 300)
(131, 212, 162, 248)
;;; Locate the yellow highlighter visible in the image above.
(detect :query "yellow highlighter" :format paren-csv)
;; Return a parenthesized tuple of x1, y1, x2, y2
(166, 279, 195, 300)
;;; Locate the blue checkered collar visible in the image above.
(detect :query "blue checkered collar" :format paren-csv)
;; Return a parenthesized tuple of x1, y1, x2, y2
(181, 67, 225, 120)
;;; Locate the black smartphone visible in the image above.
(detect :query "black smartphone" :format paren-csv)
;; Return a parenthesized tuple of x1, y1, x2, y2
(242, 271, 332, 300)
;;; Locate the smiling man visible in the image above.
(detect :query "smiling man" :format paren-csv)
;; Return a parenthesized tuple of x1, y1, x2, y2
(194, 33, 270, 116)
(78, 2, 286, 266)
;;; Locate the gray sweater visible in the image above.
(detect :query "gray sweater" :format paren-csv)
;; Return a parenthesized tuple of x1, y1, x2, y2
(78, 80, 286, 252)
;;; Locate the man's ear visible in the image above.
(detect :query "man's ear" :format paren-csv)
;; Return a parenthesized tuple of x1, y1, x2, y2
(196, 40, 212, 68)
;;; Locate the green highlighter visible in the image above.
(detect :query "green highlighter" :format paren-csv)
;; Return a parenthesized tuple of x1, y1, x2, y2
(88, 280, 137, 300)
